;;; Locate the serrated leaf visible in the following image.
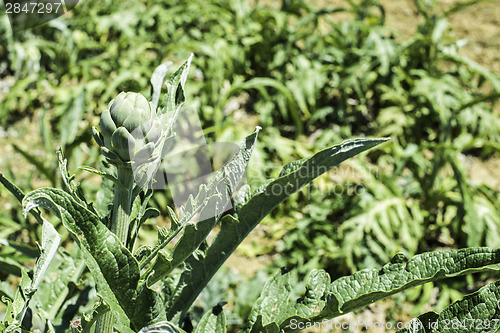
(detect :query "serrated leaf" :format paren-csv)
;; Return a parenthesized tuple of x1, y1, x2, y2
(1, 217, 60, 326)
(167, 206, 180, 231)
(22, 188, 165, 331)
(314, 248, 500, 321)
(444, 51, 500, 91)
(129, 190, 158, 250)
(143, 129, 259, 285)
(433, 281, 500, 333)
(245, 248, 500, 332)
(293, 269, 330, 319)
(339, 194, 424, 271)
(233, 184, 251, 211)
(247, 269, 332, 332)
(167, 138, 388, 322)
(57, 150, 91, 210)
(175, 127, 260, 227)
(22, 188, 132, 330)
(243, 138, 388, 218)
(32, 251, 86, 321)
(135, 245, 152, 264)
(398, 280, 500, 333)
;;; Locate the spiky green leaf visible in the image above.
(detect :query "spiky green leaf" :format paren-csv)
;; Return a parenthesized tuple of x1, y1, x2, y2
(22, 188, 165, 331)
(143, 129, 259, 285)
(167, 138, 388, 321)
(246, 248, 500, 332)
(397, 280, 500, 333)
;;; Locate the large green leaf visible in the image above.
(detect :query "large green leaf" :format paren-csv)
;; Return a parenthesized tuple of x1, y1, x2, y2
(397, 280, 500, 333)
(0, 178, 61, 328)
(22, 188, 165, 331)
(144, 129, 260, 285)
(167, 138, 388, 322)
(235, 138, 388, 222)
(245, 248, 500, 332)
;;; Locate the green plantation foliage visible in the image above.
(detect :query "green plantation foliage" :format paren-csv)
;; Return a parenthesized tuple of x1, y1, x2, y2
(1, 0, 500, 331)
(0, 56, 499, 333)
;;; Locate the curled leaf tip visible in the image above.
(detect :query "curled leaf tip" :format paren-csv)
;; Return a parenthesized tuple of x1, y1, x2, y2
(23, 200, 37, 218)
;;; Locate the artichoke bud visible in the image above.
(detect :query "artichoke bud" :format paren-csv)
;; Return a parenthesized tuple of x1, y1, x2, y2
(99, 109, 117, 148)
(96, 92, 165, 167)
(111, 127, 135, 161)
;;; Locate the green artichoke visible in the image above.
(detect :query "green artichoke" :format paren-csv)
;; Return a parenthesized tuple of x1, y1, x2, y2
(93, 92, 164, 167)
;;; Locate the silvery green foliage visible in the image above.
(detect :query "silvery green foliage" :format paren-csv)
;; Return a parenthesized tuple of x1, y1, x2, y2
(97, 91, 163, 164)
(244, 248, 500, 332)
(3, 56, 500, 333)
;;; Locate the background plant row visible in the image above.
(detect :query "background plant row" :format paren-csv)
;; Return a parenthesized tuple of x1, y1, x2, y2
(0, 0, 499, 331)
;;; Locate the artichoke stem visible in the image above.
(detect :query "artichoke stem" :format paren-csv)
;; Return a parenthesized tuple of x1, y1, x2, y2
(111, 167, 135, 242)
(95, 166, 134, 333)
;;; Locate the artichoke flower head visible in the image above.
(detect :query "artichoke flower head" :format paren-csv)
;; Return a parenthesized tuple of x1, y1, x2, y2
(93, 92, 168, 183)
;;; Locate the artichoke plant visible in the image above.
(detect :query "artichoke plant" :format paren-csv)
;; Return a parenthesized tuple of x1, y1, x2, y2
(92, 92, 172, 189)
(93, 92, 162, 164)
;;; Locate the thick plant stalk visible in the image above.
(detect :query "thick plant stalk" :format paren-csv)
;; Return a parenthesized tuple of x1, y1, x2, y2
(95, 166, 135, 333)
(111, 167, 135, 242)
